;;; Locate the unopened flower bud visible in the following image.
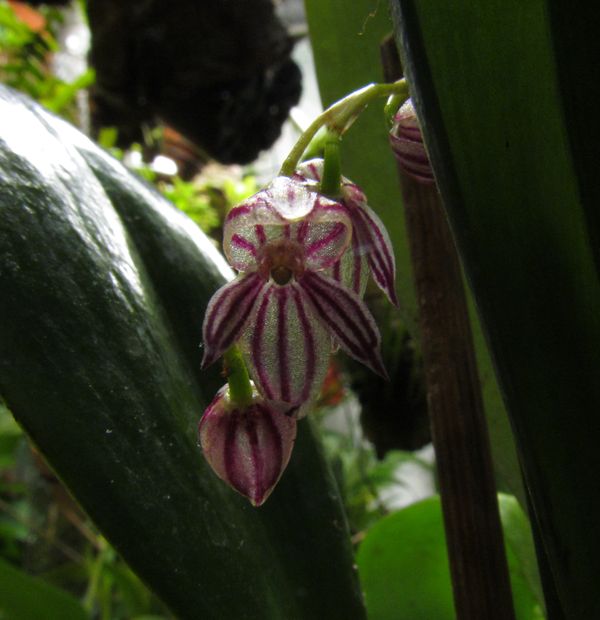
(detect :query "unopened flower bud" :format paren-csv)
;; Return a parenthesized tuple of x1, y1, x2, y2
(389, 99, 435, 184)
(198, 386, 297, 506)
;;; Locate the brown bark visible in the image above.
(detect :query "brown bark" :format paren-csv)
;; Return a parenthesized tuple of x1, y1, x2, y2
(382, 35, 516, 620)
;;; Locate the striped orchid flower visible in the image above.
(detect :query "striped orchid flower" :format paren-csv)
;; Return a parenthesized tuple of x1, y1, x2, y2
(199, 384, 296, 506)
(202, 174, 387, 412)
(294, 159, 399, 306)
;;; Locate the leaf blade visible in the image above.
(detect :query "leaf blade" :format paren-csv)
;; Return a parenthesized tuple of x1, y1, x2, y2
(0, 86, 366, 620)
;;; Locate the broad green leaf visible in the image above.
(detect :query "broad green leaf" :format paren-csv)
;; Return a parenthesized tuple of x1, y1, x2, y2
(304, 0, 526, 511)
(0, 557, 88, 620)
(0, 86, 366, 620)
(356, 495, 545, 620)
(391, 1, 600, 616)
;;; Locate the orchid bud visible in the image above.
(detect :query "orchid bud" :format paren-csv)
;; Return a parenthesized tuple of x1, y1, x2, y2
(198, 385, 297, 506)
(389, 99, 435, 184)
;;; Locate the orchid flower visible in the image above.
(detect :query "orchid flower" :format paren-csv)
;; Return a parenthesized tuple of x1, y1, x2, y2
(294, 159, 399, 306)
(199, 80, 409, 506)
(202, 174, 387, 411)
(199, 384, 296, 506)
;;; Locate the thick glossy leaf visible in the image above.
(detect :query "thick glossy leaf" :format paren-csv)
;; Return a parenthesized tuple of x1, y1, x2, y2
(0, 86, 366, 620)
(304, 0, 525, 509)
(356, 495, 544, 620)
(0, 558, 88, 620)
(391, 2, 600, 616)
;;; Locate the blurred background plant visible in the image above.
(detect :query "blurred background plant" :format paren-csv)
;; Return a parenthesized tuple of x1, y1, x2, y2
(0, 1, 93, 122)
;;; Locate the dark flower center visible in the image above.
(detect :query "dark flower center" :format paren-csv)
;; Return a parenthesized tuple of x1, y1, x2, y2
(271, 266, 293, 285)
(257, 239, 305, 285)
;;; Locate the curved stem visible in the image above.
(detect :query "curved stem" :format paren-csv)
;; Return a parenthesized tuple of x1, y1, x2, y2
(319, 135, 342, 197)
(384, 92, 407, 127)
(224, 346, 254, 407)
(279, 79, 409, 177)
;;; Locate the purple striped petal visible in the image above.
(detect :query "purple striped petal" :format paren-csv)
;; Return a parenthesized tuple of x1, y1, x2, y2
(198, 386, 297, 506)
(300, 197, 352, 270)
(224, 195, 286, 272)
(202, 272, 265, 368)
(297, 159, 399, 305)
(299, 271, 388, 379)
(326, 232, 369, 298)
(224, 177, 350, 273)
(349, 202, 399, 306)
(238, 282, 332, 412)
(295, 159, 323, 184)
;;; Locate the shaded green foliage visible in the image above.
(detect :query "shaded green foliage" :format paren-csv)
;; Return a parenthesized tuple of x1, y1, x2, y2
(357, 495, 544, 620)
(0, 557, 88, 620)
(391, 0, 600, 616)
(0, 2, 93, 121)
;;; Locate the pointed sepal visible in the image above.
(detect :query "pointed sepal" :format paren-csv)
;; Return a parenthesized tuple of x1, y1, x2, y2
(201, 272, 265, 368)
(238, 283, 332, 412)
(299, 271, 388, 379)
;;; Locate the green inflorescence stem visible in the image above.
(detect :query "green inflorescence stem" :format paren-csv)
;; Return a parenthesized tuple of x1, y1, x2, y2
(279, 79, 409, 177)
(319, 135, 342, 197)
(224, 346, 254, 407)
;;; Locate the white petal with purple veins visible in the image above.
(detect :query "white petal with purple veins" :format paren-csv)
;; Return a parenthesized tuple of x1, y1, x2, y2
(297, 159, 399, 305)
(266, 176, 315, 219)
(238, 282, 332, 412)
(202, 272, 266, 368)
(327, 233, 369, 298)
(299, 271, 387, 378)
(349, 201, 399, 306)
(300, 199, 352, 270)
(224, 177, 350, 273)
(224, 195, 287, 272)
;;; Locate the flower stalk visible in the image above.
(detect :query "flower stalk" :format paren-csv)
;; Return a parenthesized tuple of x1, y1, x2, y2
(223, 345, 253, 408)
(279, 79, 409, 177)
(319, 135, 342, 197)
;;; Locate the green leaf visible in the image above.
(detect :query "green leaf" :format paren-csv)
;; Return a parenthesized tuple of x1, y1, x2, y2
(391, 1, 600, 616)
(356, 495, 545, 620)
(498, 495, 545, 612)
(0, 558, 88, 620)
(304, 0, 525, 509)
(0, 86, 366, 620)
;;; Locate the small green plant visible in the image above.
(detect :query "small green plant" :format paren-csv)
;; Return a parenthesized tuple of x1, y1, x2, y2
(0, 2, 93, 122)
